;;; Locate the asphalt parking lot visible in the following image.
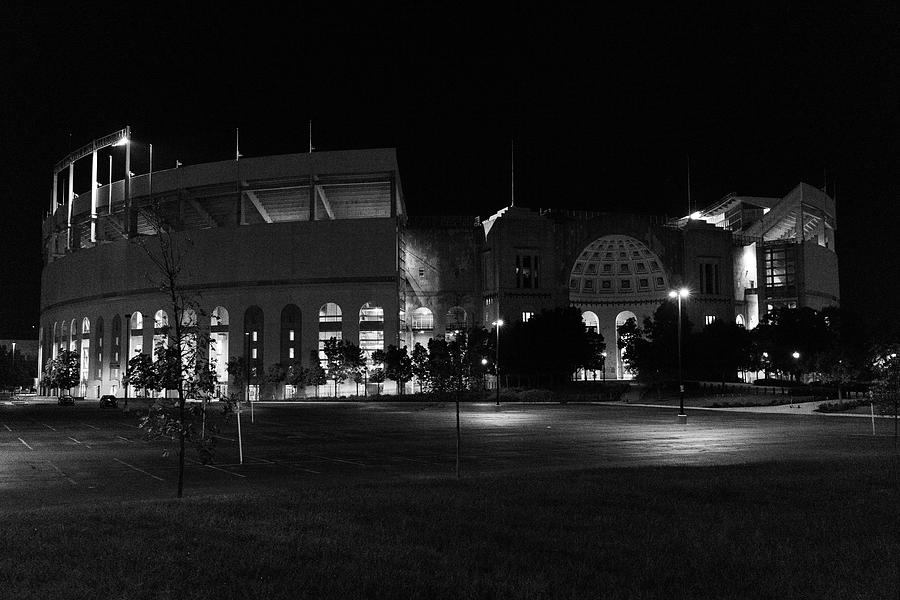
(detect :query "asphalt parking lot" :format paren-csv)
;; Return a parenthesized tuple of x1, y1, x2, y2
(0, 400, 893, 511)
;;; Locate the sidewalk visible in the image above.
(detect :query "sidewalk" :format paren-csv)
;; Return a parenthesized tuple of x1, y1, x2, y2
(623, 399, 890, 418)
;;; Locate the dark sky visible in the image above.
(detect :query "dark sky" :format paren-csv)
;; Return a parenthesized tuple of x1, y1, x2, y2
(2, 3, 898, 338)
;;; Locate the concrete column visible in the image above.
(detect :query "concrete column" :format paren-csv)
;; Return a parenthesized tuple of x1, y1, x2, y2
(51, 173, 58, 215)
(90, 150, 98, 243)
(66, 164, 74, 249)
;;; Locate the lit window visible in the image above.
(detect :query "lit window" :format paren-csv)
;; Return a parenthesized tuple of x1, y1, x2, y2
(289, 347, 295, 359)
(251, 348, 257, 359)
(289, 330, 295, 341)
(705, 315, 717, 325)
(252, 331, 258, 342)
(522, 311, 534, 322)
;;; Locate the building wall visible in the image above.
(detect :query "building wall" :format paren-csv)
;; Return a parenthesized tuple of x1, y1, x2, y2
(402, 216, 482, 345)
(40, 218, 400, 397)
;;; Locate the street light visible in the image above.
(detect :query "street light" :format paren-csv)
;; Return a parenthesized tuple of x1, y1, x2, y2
(668, 288, 689, 423)
(601, 351, 607, 382)
(495, 319, 504, 404)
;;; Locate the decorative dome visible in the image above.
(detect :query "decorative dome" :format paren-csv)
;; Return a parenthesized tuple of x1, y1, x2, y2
(569, 235, 669, 298)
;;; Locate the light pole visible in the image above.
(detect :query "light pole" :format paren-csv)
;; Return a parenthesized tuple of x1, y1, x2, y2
(492, 319, 503, 405)
(601, 351, 607, 382)
(669, 288, 689, 423)
(481, 358, 488, 393)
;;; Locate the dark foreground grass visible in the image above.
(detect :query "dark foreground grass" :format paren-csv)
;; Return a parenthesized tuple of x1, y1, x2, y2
(2, 458, 899, 599)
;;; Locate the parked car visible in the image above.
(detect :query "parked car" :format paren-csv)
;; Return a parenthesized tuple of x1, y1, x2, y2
(99, 394, 118, 408)
(58, 394, 75, 406)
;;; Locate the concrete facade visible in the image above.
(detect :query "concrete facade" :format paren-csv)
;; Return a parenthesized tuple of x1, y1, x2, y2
(39, 143, 839, 397)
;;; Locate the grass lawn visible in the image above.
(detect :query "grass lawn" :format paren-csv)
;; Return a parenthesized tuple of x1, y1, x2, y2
(2, 458, 899, 599)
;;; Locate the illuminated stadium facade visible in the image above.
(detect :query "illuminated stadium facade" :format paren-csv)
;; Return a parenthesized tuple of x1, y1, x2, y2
(39, 129, 839, 397)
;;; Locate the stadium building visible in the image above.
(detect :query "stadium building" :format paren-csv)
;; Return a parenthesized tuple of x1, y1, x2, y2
(39, 129, 839, 397)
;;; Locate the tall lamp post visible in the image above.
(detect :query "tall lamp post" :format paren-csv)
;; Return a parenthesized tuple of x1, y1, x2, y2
(601, 351, 607, 382)
(492, 319, 504, 406)
(668, 288, 689, 423)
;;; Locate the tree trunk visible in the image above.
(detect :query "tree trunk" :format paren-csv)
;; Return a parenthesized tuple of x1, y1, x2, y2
(177, 393, 185, 498)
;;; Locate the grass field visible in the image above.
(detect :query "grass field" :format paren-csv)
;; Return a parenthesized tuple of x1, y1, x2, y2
(3, 457, 898, 599)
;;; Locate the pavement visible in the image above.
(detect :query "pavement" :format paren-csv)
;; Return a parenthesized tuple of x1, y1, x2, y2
(1, 400, 896, 513)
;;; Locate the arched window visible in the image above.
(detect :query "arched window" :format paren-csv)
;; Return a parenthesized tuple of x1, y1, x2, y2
(411, 306, 433, 347)
(38, 326, 45, 381)
(129, 311, 144, 357)
(153, 310, 169, 357)
(281, 304, 302, 363)
(70, 318, 77, 351)
(318, 302, 342, 363)
(52, 321, 59, 359)
(110, 315, 122, 366)
(581, 311, 599, 334)
(181, 308, 198, 377)
(736, 314, 746, 327)
(615, 310, 638, 380)
(359, 302, 384, 361)
(445, 307, 467, 336)
(244, 306, 264, 381)
(411, 307, 433, 330)
(210, 306, 229, 384)
(94, 317, 104, 380)
(80, 317, 91, 383)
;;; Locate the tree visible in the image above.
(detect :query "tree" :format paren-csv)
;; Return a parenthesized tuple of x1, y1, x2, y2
(0, 345, 36, 391)
(265, 363, 287, 399)
(753, 307, 832, 381)
(376, 345, 414, 396)
(870, 344, 900, 444)
(618, 302, 691, 388)
(322, 337, 364, 397)
(411, 343, 429, 392)
(41, 350, 80, 394)
(305, 350, 327, 397)
(285, 359, 307, 399)
(123, 352, 157, 397)
(128, 199, 220, 498)
(695, 320, 752, 387)
(504, 307, 605, 385)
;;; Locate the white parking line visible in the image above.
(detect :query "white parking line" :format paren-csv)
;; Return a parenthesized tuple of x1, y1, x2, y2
(80, 423, 100, 430)
(18, 438, 33, 450)
(2, 423, 11, 432)
(212, 434, 235, 442)
(246, 456, 319, 474)
(42, 423, 57, 432)
(116, 435, 133, 443)
(46, 461, 77, 485)
(310, 454, 366, 467)
(113, 458, 165, 482)
(203, 463, 246, 478)
(68, 436, 82, 444)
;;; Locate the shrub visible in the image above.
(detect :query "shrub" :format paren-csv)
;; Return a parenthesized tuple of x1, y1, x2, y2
(815, 398, 868, 413)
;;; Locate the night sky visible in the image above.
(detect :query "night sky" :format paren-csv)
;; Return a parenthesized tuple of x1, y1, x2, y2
(2, 3, 898, 338)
